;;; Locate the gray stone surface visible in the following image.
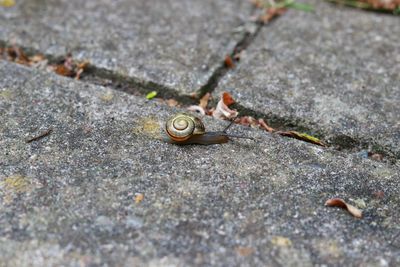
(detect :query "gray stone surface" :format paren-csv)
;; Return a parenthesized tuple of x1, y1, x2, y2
(1, 61, 400, 266)
(0, 0, 253, 93)
(217, 0, 400, 156)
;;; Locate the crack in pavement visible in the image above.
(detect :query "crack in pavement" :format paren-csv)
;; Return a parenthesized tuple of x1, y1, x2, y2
(197, 21, 264, 98)
(1, 38, 398, 163)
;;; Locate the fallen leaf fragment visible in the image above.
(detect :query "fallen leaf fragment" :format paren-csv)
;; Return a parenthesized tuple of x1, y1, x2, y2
(328, 0, 400, 13)
(224, 55, 234, 68)
(135, 193, 144, 204)
(212, 92, 238, 120)
(369, 152, 383, 161)
(235, 247, 254, 257)
(199, 92, 211, 109)
(325, 198, 363, 218)
(75, 60, 90, 80)
(258, 118, 275, 133)
(271, 236, 292, 247)
(277, 131, 327, 147)
(165, 98, 179, 107)
(222, 91, 235, 106)
(29, 54, 45, 63)
(0, 0, 15, 7)
(353, 198, 367, 209)
(146, 91, 157, 100)
(13, 47, 29, 64)
(100, 92, 114, 102)
(53, 64, 75, 77)
(259, 7, 287, 23)
(4, 46, 29, 64)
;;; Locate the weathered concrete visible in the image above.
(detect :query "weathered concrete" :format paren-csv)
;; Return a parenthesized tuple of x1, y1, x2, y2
(0, 0, 253, 93)
(217, 0, 400, 157)
(1, 61, 399, 266)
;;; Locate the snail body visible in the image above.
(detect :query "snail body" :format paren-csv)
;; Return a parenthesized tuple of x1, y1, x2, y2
(164, 113, 251, 145)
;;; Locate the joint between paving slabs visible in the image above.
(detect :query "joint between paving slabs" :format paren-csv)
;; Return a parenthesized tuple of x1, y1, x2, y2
(1, 41, 398, 163)
(229, 102, 400, 164)
(197, 21, 264, 98)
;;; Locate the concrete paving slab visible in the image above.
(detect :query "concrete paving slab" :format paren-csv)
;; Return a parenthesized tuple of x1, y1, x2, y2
(217, 0, 400, 157)
(1, 61, 400, 266)
(0, 0, 253, 93)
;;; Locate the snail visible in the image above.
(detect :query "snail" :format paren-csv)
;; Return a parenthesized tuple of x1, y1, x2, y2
(164, 113, 253, 145)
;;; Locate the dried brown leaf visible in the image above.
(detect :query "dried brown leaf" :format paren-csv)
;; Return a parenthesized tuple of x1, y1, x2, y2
(212, 92, 238, 120)
(235, 247, 254, 257)
(135, 193, 144, 204)
(259, 7, 287, 23)
(166, 98, 179, 107)
(75, 60, 90, 80)
(29, 54, 45, 62)
(236, 116, 258, 128)
(222, 92, 235, 106)
(369, 152, 383, 161)
(5, 47, 29, 64)
(325, 198, 363, 218)
(53, 64, 75, 77)
(14, 47, 30, 65)
(63, 54, 74, 70)
(224, 55, 234, 68)
(199, 92, 211, 109)
(250, 0, 263, 8)
(258, 118, 275, 133)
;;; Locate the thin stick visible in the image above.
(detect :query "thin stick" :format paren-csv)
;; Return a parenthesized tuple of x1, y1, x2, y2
(26, 128, 53, 143)
(223, 119, 236, 133)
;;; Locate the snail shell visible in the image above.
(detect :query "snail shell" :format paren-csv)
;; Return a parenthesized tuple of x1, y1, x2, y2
(165, 113, 205, 142)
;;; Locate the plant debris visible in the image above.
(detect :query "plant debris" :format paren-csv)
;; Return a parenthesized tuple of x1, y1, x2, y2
(212, 92, 238, 120)
(0, 0, 15, 7)
(185, 92, 327, 146)
(1, 46, 30, 64)
(135, 193, 144, 204)
(277, 130, 327, 147)
(199, 92, 211, 109)
(326, 0, 400, 13)
(0, 46, 89, 79)
(325, 198, 363, 218)
(251, 0, 314, 23)
(51, 54, 89, 80)
(368, 152, 384, 161)
(235, 247, 255, 257)
(165, 98, 179, 107)
(26, 128, 53, 143)
(146, 91, 158, 100)
(224, 55, 235, 68)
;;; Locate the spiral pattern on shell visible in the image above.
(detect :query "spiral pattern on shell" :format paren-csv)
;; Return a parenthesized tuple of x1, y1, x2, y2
(166, 113, 205, 141)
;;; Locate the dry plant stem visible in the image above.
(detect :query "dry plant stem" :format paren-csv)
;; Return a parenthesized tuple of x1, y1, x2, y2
(26, 128, 53, 143)
(223, 119, 236, 133)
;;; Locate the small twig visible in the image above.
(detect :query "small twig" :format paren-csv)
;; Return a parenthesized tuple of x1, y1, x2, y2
(223, 119, 236, 133)
(26, 128, 53, 143)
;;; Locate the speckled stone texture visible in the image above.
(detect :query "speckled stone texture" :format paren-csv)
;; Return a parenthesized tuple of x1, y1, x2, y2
(217, 0, 400, 157)
(1, 61, 399, 266)
(0, 0, 253, 93)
